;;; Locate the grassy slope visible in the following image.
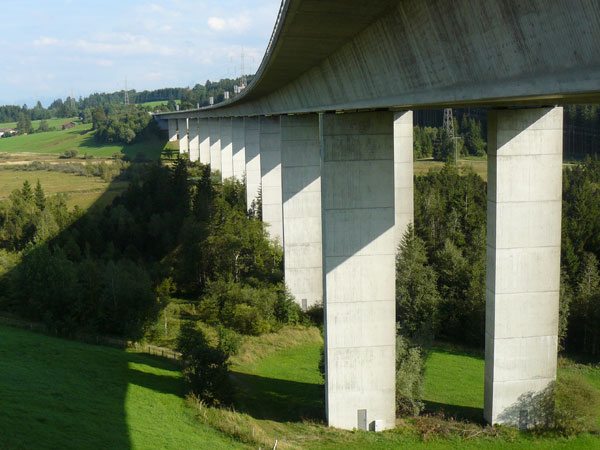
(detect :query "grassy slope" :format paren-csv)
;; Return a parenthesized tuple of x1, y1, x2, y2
(0, 123, 165, 159)
(140, 100, 181, 108)
(224, 329, 600, 449)
(0, 118, 79, 130)
(0, 169, 128, 210)
(0, 325, 245, 450)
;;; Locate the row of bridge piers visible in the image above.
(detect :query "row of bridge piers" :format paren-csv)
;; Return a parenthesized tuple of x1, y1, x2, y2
(164, 106, 562, 431)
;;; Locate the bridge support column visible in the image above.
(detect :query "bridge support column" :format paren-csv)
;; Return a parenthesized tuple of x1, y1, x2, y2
(168, 119, 177, 142)
(281, 114, 322, 310)
(188, 118, 199, 162)
(322, 111, 396, 431)
(177, 118, 188, 154)
(245, 117, 261, 211)
(199, 118, 210, 165)
(485, 107, 562, 427)
(232, 117, 246, 181)
(208, 118, 221, 173)
(220, 118, 233, 180)
(394, 111, 414, 247)
(260, 116, 283, 245)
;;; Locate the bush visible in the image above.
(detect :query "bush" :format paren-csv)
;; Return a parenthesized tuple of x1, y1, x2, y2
(63, 149, 78, 159)
(396, 335, 425, 416)
(176, 322, 232, 406)
(554, 372, 600, 435)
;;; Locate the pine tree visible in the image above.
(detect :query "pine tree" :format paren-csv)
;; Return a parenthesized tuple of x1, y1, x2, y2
(34, 179, 45, 211)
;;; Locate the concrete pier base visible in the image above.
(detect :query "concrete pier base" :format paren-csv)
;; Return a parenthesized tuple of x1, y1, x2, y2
(322, 111, 396, 431)
(209, 118, 222, 173)
(178, 118, 188, 154)
(484, 107, 563, 427)
(281, 114, 322, 309)
(232, 117, 246, 181)
(188, 118, 199, 162)
(199, 118, 210, 165)
(260, 116, 283, 244)
(220, 118, 233, 180)
(168, 119, 177, 142)
(245, 117, 261, 212)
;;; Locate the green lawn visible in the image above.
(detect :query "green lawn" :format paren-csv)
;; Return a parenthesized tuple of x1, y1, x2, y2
(140, 100, 181, 108)
(0, 325, 245, 450)
(0, 117, 79, 130)
(0, 169, 128, 210)
(0, 123, 165, 159)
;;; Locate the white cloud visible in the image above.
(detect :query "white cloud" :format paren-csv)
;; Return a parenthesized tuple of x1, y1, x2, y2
(33, 36, 60, 46)
(207, 14, 252, 33)
(207, 17, 226, 31)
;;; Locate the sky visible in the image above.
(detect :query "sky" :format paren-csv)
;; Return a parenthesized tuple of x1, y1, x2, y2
(0, 0, 281, 106)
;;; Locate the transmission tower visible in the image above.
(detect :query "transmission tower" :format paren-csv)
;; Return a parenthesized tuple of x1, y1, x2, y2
(124, 77, 130, 106)
(443, 108, 454, 138)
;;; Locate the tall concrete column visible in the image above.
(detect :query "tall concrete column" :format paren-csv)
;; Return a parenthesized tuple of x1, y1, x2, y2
(322, 111, 396, 431)
(188, 118, 199, 162)
(394, 111, 414, 248)
(484, 107, 563, 427)
(281, 114, 322, 310)
(232, 117, 246, 181)
(220, 117, 233, 180)
(177, 118, 188, 154)
(168, 119, 177, 142)
(199, 118, 210, 165)
(208, 118, 221, 173)
(245, 117, 261, 211)
(260, 116, 283, 245)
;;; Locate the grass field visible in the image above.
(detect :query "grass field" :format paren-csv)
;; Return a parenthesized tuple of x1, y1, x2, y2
(0, 169, 128, 210)
(414, 159, 488, 180)
(140, 100, 181, 108)
(0, 325, 245, 450)
(0, 117, 80, 130)
(0, 123, 165, 159)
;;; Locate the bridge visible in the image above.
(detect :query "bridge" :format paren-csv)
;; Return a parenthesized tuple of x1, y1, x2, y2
(154, 0, 600, 431)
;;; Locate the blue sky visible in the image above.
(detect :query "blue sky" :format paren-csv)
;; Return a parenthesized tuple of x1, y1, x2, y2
(0, 0, 281, 106)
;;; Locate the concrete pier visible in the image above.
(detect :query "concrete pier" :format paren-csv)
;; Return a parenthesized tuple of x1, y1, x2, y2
(260, 116, 283, 244)
(177, 118, 188, 154)
(322, 111, 396, 431)
(209, 118, 222, 173)
(199, 118, 210, 165)
(168, 119, 177, 142)
(484, 107, 563, 427)
(220, 118, 233, 180)
(188, 118, 199, 162)
(232, 117, 246, 181)
(281, 114, 322, 310)
(245, 117, 261, 212)
(393, 111, 414, 248)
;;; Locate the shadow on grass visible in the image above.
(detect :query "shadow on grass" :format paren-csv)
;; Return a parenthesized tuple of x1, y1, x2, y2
(423, 400, 485, 424)
(230, 371, 325, 423)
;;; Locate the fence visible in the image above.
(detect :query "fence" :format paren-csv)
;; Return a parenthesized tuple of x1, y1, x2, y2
(0, 313, 182, 362)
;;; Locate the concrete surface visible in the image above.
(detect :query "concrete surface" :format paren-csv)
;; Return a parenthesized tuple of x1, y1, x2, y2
(209, 118, 222, 173)
(232, 117, 246, 181)
(220, 118, 233, 180)
(260, 115, 283, 244)
(245, 117, 261, 211)
(168, 119, 177, 142)
(177, 118, 188, 154)
(188, 118, 199, 162)
(281, 113, 322, 309)
(199, 118, 210, 165)
(394, 111, 414, 249)
(484, 107, 562, 427)
(322, 111, 396, 431)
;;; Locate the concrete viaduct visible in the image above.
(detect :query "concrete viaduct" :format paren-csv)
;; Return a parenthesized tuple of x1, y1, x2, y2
(155, 0, 600, 431)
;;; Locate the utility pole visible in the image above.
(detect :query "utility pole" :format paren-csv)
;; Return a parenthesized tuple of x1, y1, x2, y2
(124, 77, 130, 106)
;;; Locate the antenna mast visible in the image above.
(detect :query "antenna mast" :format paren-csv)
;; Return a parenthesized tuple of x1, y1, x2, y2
(124, 77, 130, 106)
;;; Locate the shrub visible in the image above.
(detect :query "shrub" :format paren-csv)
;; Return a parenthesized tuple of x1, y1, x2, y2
(176, 322, 232, 406)
(63, 149, 78, 159)
(554, 372, 600, 435)
(396, 335, 425, 416)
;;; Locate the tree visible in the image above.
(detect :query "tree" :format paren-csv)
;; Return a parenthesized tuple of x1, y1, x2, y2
(396, 224, 440, 341)
(37, 119, 49, 133)
(16, 113, 33, 135)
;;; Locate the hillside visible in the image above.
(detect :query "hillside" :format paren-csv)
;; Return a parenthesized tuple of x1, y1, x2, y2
(0, 324, 245, 450)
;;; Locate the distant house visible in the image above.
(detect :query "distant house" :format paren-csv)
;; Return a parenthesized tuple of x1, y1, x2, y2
(0, 128, 17, 138)
(62, 121, 76, 130)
